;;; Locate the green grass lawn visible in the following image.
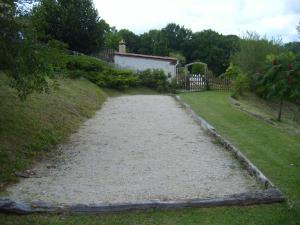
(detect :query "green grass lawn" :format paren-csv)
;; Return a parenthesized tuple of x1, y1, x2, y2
(1, 91, 300, 224)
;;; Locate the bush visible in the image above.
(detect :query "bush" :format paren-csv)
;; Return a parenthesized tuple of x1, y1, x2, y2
(220, 63, 241, 79)
(138, 69, 169, 92)
(232, 72, 249, 98)
(102, 68, 139, 90)
(191, 63, 206, 74)
(65, 56, 177, 92)
(231, 31, 283, 89)
(169, 78, 180, 93)
(66, 55, 107, 73)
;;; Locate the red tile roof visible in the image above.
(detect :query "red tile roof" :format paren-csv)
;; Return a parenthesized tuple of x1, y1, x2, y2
(114, 52, 178, 63)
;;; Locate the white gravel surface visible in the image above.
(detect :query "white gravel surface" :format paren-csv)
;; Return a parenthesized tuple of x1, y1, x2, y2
(8, 95, 260, 204)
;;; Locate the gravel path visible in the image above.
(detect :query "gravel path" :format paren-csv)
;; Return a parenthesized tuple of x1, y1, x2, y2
(8, 95, 260, 204)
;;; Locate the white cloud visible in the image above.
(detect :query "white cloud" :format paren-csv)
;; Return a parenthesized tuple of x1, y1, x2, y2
(94, 0, 300, 42)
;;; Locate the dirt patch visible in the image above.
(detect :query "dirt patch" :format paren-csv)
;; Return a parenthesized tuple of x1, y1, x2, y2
(7, 95, 261, 205)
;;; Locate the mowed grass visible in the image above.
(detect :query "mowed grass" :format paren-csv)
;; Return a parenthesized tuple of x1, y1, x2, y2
(0, 74, 106, 187)
(235, 93, 300, 135)
(1, 91, 300, 224)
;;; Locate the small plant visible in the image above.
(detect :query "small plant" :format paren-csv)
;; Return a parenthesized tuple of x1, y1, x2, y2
(232, 72, 249, 98)
(222, 63, 249, 98)
(221, 63, 241, 80)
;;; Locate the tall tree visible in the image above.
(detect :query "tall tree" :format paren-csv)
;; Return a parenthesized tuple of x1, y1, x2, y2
(285, 42, 300, 53)
(118, 29, 140, 53)
(31, 0, 108, 53)
(184, 29, 239, 75)
(138, 30, 169, 56)
(162, 23, 192, 53)
(104, 26, 121, 50)
(1, 0, 54, 99)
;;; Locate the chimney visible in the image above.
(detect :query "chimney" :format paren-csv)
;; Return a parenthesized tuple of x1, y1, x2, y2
(119, 39, 126, 53)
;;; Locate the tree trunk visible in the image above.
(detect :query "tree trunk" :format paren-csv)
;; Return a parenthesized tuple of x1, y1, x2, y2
(277, 97, 284, 121)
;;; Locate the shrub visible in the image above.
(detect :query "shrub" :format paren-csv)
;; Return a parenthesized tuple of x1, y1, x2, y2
(65, 55, 107, 73)
(231, 31, 283, 89)
(138, 69, 169, 92)
(102, 68, 139, 90)
(169, 78, 180, 93)
(232, 72, 249, 98)
(220, 63, 241, 79)
(191, 63, 206, 74)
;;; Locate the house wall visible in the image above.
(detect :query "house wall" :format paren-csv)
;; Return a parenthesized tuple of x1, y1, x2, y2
(114, 55, 177, 78)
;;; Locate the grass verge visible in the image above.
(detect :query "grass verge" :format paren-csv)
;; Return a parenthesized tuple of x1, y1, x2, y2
(233, 93, 300, 135)
(1, 91, 300, 224)
(0, 74, 106, 188)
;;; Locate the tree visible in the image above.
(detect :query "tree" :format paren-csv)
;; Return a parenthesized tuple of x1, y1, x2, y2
(138, 30, 169, 56)
(231, 31, 283, 89)
(118, 29, 140, 53)
(162, 23, 192, 53)
(169, 52, 186, 65)
(184, 30, 239, 75)
(104, 26, 121, 50)
(0, 0, 54, 99)
(257, 52, 300, 121)
(31, 0, 108, 53)
(284, 42, 300, 53)
(297, 21, 300, 37)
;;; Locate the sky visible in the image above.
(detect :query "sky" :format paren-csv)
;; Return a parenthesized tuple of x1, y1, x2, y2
(94, 0, 300, 43)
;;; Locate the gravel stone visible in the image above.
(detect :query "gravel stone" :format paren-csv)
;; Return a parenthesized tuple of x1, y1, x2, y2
(8, 95, 261, 204)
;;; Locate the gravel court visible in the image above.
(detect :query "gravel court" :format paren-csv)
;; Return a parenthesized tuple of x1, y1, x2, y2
(8, 95, 261, 205)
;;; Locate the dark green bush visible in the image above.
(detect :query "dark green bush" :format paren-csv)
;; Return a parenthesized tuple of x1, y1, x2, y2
(191, 63, 205, 74)
(66, 55, 106, 73)
(138, 69, 169, 92)
(65, 56, 176, 92)
(102, 68, 139, 90)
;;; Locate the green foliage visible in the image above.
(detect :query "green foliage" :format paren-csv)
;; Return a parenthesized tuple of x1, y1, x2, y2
(256, 52, 300, 120)
(231, 31, 283, 83)
(169, 78, 181, 94)
(162, 23, 192, 53)
(233, 72, 249, 98)
(221, 63, 249, 98)
(64, 55, 138, 90)
(191, 63, 206, 74)
(104, 27, 122, 50)
(184, 30, 240, 75)
(0, 0, 56, 99)
(284, 42, 300, 53)
(100, 69, 139, 90)
(31, 0, 108, 53)
(169, 52, 186, 65)
(221, 63, 240, 79)
(118, 29, 140, 53)
(257, 52, 300, 100)
(138, 30, 169, 56)
(65, 55, 106, 73)
(138, 69, 169, 92)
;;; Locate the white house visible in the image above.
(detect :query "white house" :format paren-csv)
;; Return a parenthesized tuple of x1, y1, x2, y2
(114, 40, 178, 78)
